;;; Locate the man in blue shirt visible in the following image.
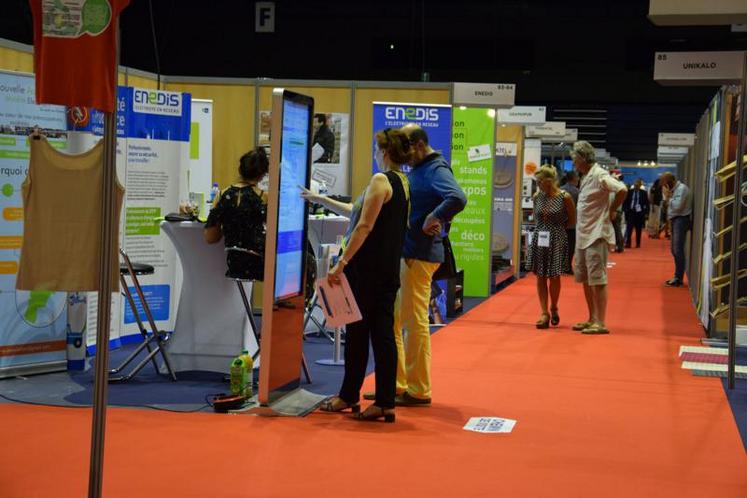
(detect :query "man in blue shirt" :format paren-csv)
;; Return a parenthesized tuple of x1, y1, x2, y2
(391, 124, 467, 405)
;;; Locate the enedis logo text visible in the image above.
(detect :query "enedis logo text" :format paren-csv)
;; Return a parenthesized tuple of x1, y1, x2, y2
(384, 106, 439, 122)
(133, 89, 182, 116)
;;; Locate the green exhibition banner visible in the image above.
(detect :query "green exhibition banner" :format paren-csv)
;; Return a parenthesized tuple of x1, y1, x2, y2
(450, 107, 495, 297)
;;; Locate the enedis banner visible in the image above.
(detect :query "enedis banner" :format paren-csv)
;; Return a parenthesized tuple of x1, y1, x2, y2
(372, 102, 452, 174)
(450, 107, 494, 297)
(0, 71, 68, 374)
(372, 102, 452, 317)
(69, 86, 191, 348)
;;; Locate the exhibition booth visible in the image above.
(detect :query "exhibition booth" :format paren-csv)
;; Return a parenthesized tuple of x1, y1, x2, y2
(0, 37, 570, 393)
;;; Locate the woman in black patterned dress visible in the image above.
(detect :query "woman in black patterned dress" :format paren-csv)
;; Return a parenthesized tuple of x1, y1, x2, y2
(527, 165, 576, 328)
(204, 147, 269, 281)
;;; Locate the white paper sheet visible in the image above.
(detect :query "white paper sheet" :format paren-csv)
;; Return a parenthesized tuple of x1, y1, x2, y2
(467, 144, 492, 162)
(316, 273, 362, 327)
(537, 231, 550, 248)
(463, 417, 517, 434)
(311, 143, 325, 162)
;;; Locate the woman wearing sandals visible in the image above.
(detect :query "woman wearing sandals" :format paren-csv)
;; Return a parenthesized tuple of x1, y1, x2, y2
(300, 128, 411, 422)
(526, 165, 576, 328)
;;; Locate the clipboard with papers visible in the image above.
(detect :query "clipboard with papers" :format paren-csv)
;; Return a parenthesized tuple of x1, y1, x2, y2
(315, 274, 362, 327)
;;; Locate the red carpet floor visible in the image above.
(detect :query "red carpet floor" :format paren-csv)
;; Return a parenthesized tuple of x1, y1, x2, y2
(1, 239, 746, 497)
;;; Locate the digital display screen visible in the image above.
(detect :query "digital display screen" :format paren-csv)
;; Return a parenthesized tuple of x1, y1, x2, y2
(274, 98, 311, 300)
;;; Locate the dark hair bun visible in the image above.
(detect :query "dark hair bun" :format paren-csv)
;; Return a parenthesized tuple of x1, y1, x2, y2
(239, 146, 270, 182)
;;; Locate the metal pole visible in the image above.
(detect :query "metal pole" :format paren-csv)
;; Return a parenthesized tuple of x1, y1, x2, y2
(727, 51, 747, 390)
(88, 22, 120, 498)
(333, 327, 342, 363)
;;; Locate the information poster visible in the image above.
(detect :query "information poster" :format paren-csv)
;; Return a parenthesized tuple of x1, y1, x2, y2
(0, 70, 68, 375)
(493, 142, 518, 259)
(450, 107, 494, 297)
(522, 139, 541, 209)
(70, 87, 191, 347)
(189, 99, 213, 198)
(372, 102, 452, 173)
(259, 110, 350, 195)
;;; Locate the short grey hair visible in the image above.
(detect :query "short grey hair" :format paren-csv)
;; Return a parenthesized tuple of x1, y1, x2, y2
(571, 140, 595, 164)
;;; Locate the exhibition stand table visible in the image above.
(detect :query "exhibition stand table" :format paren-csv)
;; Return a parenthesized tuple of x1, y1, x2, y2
(307, 214, 349, 248)
(161, 221, 258, 374)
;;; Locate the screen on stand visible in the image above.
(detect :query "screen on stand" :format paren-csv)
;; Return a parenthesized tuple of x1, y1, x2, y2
(274, 99, 310, 300)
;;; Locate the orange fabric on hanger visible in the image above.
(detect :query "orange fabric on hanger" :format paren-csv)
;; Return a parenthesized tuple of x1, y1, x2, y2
(29, 0, 130, 112)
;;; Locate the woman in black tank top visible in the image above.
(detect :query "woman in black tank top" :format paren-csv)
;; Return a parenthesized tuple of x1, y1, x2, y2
(301, 128, 411, 423)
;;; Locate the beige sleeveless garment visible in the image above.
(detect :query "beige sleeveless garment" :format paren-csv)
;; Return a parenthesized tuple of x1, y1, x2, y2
(16, 137, 124, 291)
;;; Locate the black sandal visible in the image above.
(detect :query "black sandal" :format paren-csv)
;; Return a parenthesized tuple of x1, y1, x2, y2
(319, 396, 360, 413)
(550, 307, 560, 326)
(354, 405, 395, 423)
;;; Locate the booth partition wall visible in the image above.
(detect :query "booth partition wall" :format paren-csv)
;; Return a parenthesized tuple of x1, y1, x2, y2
(679, 85, 747, 339)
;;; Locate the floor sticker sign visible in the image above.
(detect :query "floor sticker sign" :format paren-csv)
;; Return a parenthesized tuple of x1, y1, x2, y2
(463, 417, 517, 434)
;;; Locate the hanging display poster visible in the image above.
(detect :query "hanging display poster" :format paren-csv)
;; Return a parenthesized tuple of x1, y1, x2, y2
(522, 139, 541, 209)
(259, 110, 350, 195)
(189, 99, 213, 201)
(69, 86, 191, 348)
(449, 107, 494, 297)
(372, 102, 452, 315)
(0, 70, 68, 376)
(493, 142, 518, 259)
(371, 102, 452, 174)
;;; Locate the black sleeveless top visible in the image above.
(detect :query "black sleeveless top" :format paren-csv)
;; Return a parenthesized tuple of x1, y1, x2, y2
(345, 171, 409, 289)
(205, 185, 267, 281)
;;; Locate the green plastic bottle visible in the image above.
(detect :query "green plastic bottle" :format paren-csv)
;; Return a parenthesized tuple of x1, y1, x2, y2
(240, 349, 254, 397)
(230, 355, 248, 396)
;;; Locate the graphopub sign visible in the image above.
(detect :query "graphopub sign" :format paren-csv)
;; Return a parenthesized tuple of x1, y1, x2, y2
(654, 51, 745, 85)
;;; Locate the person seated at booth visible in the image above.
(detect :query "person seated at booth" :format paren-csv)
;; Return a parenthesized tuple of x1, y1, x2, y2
(204, 147, 269, 281)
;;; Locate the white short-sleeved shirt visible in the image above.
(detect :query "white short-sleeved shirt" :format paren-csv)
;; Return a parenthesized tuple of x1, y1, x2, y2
(576, 164, 626, 250)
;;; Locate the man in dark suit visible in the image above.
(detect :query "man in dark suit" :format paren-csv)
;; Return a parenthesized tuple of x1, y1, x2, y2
(312, 114, 335, 163)
(623, 178, 649, 248)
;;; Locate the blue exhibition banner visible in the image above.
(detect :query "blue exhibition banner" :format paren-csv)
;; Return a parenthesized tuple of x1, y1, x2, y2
(67, 86, 191, 142)
(492, 145, 519, 259)
(618, 166, 676, 188)
(0, 71, 68, 372)
(371, 102, 452, 174)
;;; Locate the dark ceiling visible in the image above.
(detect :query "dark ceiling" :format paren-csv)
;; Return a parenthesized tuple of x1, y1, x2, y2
(2, 0, 746, 161)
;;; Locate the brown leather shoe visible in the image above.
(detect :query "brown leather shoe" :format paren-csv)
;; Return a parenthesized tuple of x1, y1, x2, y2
(395, 392, 431, 406)
(364, 391, 405, 401)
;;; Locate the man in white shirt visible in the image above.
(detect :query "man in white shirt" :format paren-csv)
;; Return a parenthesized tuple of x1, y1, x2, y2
(661, 172, 692, 287)
(571, 141, 627, 334)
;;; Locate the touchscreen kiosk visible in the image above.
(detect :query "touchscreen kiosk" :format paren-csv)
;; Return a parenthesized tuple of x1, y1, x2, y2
(259, 89, 314, 406)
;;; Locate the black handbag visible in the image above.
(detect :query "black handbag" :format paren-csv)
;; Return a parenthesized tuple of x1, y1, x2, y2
(432, 235, 458, 281)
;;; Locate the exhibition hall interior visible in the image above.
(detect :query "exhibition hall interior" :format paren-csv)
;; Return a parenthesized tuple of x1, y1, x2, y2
(0, 1, 746, 497)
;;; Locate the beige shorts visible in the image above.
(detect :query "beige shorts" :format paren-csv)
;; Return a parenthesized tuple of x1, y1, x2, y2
(574, 238, 608, 286)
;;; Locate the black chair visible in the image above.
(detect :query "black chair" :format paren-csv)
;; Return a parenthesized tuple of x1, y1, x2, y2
(108, 249, 176, 383)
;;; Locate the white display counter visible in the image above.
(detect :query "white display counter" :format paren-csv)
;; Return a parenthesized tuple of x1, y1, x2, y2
(307, 214, 349, 247)
(161, 221, 258, 374)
